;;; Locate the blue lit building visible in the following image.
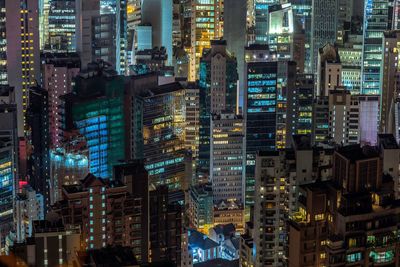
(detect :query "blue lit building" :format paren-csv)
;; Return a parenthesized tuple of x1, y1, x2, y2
(244, 45, 278, 210)
(61, 65, 125, 179)
(362, 0, 390, 95)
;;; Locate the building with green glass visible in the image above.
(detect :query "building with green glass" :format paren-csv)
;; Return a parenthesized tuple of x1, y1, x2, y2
(61, 66, 125, 179)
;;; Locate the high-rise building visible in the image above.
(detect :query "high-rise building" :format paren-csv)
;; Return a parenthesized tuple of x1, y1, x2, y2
(316, 43, 342, 96)
(210, 112, 245, 230)
(224, 0, 247, 98)
(286, 74, 314, 147)
(381, 30, 400, 134)
(46, 0, 77, 52)
(312, 88, 380, 146)
(189, 0, 223, 81)
(290, 0, 312, 72)
(54, 165, 149, 261)
(184, 86, 200, 160)
(244, 45, 278, 209)
(337, 34, 363, 94)
(311, 0, 338, 73)
(268, 3, 305, 69)
(135, 82, 191, 190)
(61, 65, 126, 179)
(26, 87, 50, 212)
(0, 0, 7, 85)
(76, 0, 100, 68)
(254, 151, 288, 267)
(188, 183, 214, 232)
(41, 52, 81, 147)
(149, 185, 184, 265)
(141, 0, 173, 66)
(0, 86, 18, 251)
(254, 0, 280, 44)
(198, 40, 238, 172)
(361, 0, 390, 95)
(5, 0, 40, 136)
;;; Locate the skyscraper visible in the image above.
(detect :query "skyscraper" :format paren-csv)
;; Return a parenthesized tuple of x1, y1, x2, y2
(311, 0, 338, 73)
(198, 40, 238, 172)
(0, 86, 18, 251)
(5, 0, 40, 136)
(244, 45, 278, 209)
(189, 0, 223, 81)
(26, 87, 50, 211)
(254, 0, 280, 44)
(46, 0, 77, 52)
(61, 65, 126, 179)
(361, 0, 390, 95)
(41, 52, 81, 147)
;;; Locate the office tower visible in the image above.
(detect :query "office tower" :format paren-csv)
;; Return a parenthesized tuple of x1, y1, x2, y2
(362, 0, 390, 95)
(141, 0, 173, 66)
(224, 0, 247, 98)
(0, 86, 18, 251)
(188, 183, 214, 232)
(46, 0, 77, 52)
(138, 82, 191, 190)
(5, 0, 40, 136)
(254, 0, 280, 44)
(288, 142, 400, 267)
(254, 151, 288, 267)
(76, 0, 100, 68)
(337, 34, 363, 94)
(150, 185, 184, 264)
(210, 112, 246, 230)
(41, 53, 81, 147)
(15, 185, 44, 243)
(286, 74, 314, 147)
(173, 1, 182, 48)
(311, 0, 338, 73)
(113, 161, 150, 263)
(290, 0, 312, 72)
(184, 86, 200, 160)
(317, 43, 342, 96)
(127, 0, 141, 29)
(189, 0, 223, 81)
(198, 40, 238, 172)
(26, 87, 50, 212)
(9, 220, 81, 267)
(49, 130, 89, 204)
(381, 30, 400, 133)
(268, 3, 305, 69)
(61, 65, 125, 179)
(244, 45, 278, 208)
